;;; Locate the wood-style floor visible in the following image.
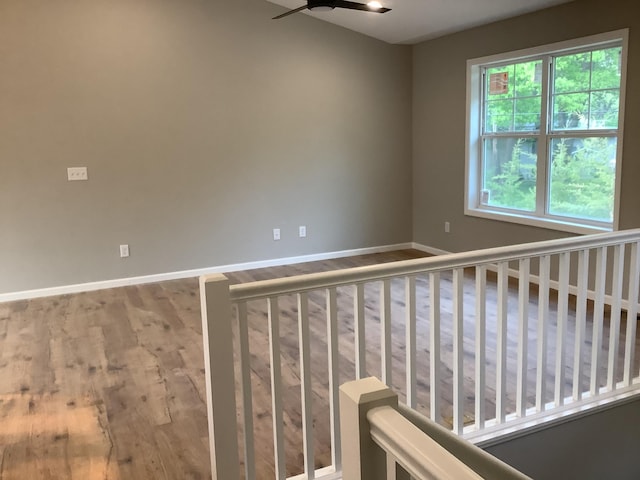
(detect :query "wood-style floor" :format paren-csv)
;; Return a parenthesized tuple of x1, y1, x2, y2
(0, 249, 636, 479)
(0, 278, 210, 479)
(0, 250, 425, 479)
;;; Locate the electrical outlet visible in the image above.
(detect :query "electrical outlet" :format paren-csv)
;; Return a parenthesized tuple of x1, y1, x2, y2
(299, 225, 307, 238)
(273, 228, 281, 241)
(444, 221, 450, 233)
(120, 244, 130, 258)
(67, 167, 88, 181)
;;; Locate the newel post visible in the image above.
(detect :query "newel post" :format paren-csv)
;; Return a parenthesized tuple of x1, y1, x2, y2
(200, 274, 240, 479)
(339, 377, 397, 480)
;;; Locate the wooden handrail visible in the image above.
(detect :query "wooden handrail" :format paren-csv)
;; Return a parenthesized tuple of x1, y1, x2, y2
(229, 229, 640, 301)
(367, 405, 483, 480)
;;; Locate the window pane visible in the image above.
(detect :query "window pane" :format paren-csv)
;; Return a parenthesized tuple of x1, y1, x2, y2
(482, 137, 537, 212)
(552, 46, 621, 132)
(514, 61, 542, 97)
(591, 47, 622, 90)
(554, 52, 591, 94)
(484, 60, 542, 133)
(590, 90, 619, 129)
(552, 92, 589, 130)
(515, 97, 541, 131)
(486, 99, 514, 132)
(549, 137, 616, 222)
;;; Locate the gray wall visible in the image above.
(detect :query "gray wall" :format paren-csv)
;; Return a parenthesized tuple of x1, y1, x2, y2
(4, 0, 639, 296)
(0, 0, 413, 294)
(485, 398, 640, 479)
(413, 0, 640, 253)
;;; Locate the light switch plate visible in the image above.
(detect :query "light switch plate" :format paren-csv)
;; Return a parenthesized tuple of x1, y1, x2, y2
(67, 167, 88, 181)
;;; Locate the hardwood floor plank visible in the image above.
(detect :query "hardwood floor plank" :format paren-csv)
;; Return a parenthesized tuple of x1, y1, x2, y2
(0, 393, 119, 480)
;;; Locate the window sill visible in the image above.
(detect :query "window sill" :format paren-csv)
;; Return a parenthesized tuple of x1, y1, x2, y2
(464, 207, 612, 235)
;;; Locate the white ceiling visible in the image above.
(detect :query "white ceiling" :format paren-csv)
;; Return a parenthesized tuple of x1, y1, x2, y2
(267, 0, 574, 44)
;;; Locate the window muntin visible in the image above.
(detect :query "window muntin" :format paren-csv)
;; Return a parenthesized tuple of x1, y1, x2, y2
(469, 35, 625, 232)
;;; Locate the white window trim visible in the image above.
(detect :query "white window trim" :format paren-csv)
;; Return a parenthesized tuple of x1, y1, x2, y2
(465, 29, 629, 235)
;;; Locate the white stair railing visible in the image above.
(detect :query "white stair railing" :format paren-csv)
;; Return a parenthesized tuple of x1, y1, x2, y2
(339, 377, 529, 480)
(200, 229, 640, 479)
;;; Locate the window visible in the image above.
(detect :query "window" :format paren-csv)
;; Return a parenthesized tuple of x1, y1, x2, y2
(465, 30, 628, 233)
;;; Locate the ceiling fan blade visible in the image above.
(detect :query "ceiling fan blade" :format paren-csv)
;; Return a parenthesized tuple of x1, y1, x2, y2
(272, 5, 308, 19)
(333, 0, 391, 13)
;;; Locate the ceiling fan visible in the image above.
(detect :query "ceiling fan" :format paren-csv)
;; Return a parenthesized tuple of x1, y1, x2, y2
(273, 0, 391, 20)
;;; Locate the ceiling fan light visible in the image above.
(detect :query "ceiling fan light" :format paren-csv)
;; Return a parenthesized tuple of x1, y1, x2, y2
(367, 1, 383, 10)
(309, 5, 335, 12)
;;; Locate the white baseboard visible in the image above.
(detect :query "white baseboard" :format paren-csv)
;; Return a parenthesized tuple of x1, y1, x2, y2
(0, 242, 414, 303)
(4, 241, 637, 312)
(411, 242, 638, 312)
(411, 242, 452, 256)
(481, 261, 636, 312)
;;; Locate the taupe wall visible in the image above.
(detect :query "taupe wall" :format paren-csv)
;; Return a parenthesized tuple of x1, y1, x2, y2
(485, 398, 640, 479)
(413, 0, 640, 253)
(0, 0, 413, 294)
(5, 0, 638, 296)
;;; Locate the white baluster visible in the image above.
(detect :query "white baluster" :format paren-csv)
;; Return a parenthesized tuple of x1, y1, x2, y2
(516, 258, 530, 417)
(607, 244, 625, 391)
(429, 272, 442, 424)
(298, 293, 315, 479)
(554, 252, 570, 406)
(268, 297, 286, 480)
(536, 256, 550, 413)
(381, 279, 392, 386)
(453, 268, 465, 434)
(573, 249, 589, 401)
(475, 265, 487, 430)
(406, 275, 417, 409)
(326, 287, 342, 471)
(590, 247, 607, 396)
(355, 283, 367, 379)
(386, 452, 398, 480)
(496, 262, 508, 423)
(237, 302, 256, 480)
